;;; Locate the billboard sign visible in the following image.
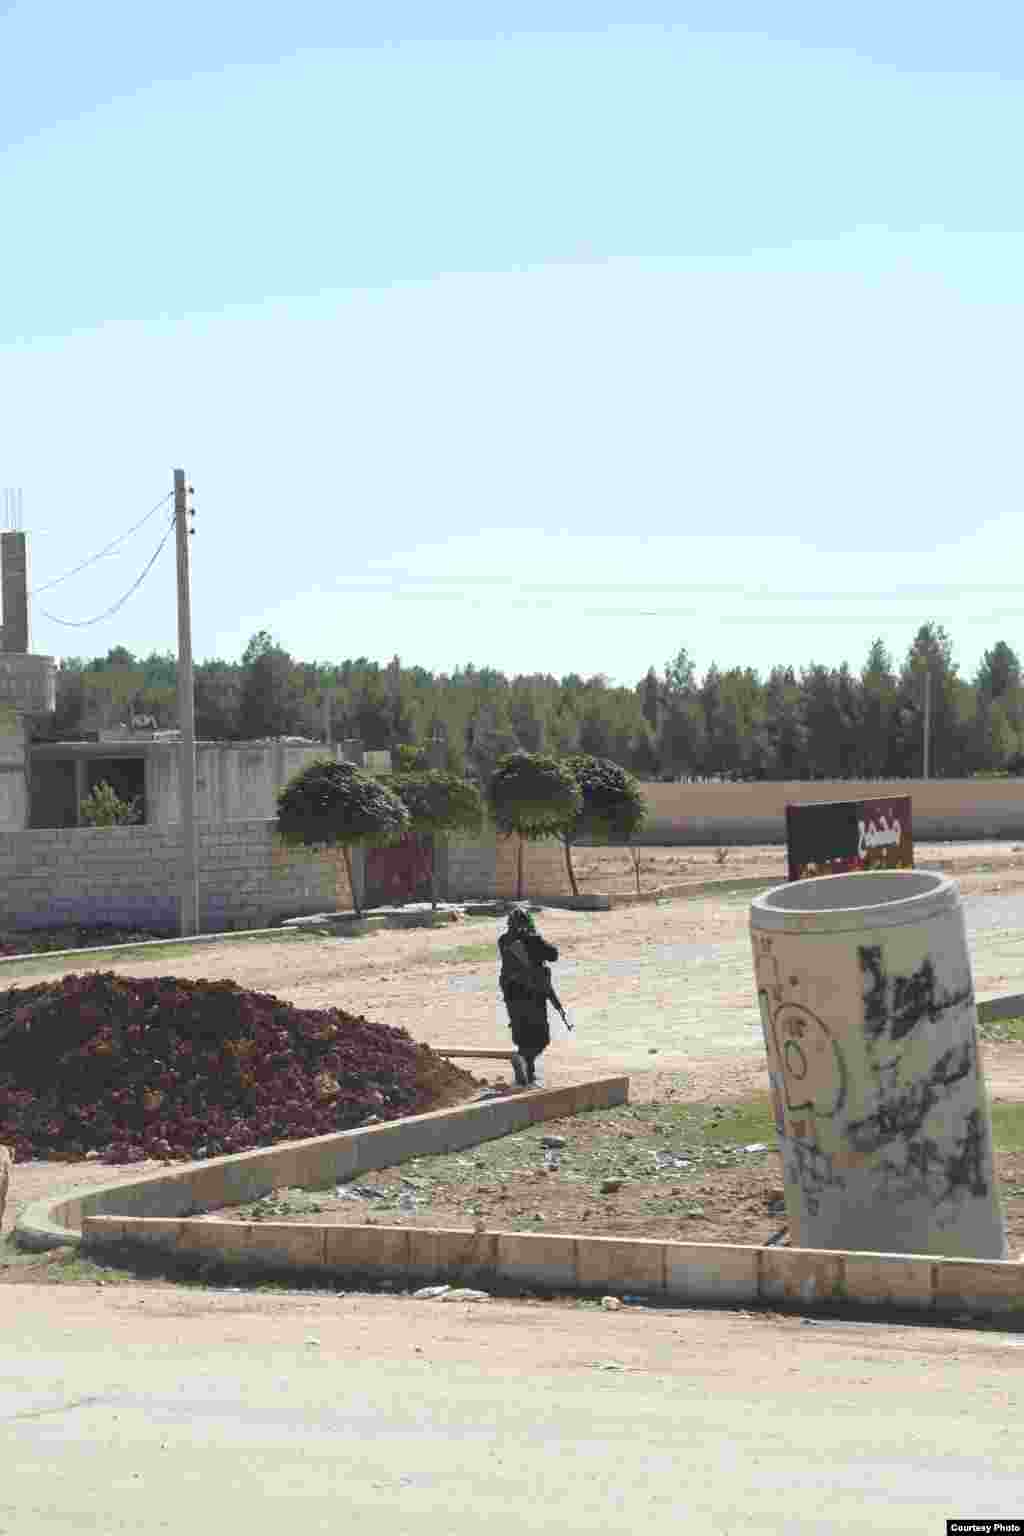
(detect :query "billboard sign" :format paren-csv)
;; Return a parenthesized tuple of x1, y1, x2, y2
(786, 795, 913, 881)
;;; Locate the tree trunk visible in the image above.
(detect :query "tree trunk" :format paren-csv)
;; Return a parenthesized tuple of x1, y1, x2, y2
(343, 845, 361, 916)
(517, 836, 524, 901)
(562, 837, 579, 898)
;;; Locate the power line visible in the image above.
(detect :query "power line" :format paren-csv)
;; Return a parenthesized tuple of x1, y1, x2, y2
(29, 491, 173, 598)
(39, 513, 176, 628)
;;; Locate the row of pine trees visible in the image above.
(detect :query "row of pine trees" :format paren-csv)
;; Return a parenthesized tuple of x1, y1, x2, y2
(49, 624, 1024, 783)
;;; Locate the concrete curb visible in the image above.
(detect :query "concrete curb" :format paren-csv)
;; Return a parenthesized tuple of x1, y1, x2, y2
(14, 1076, 628, 1252)
(78, 1220, 1024, 1321)
(538, 877, 776, 911)
(607, 876, 776, 905)
(977, 994, 1024, 1024)
(0, 924, 307, 967)
(284, 909, 460, 933)
(0, 908, 466, 966)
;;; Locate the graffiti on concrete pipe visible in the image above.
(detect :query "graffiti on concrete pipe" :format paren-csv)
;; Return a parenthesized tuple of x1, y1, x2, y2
(755, 945, 850, 1215)
(770, 1002, 848, 1118)
(846, 1042, 974, 1155)
(873, 1109, 989, 1217)
(850, 943, 989, 1215)
(786, 1136, 845, 1218)
(859, 945, 973, 1043)
(752, 929, 996, 1239)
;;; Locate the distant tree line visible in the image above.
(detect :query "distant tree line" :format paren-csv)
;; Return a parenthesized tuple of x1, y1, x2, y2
(48, 624, 1024, 782)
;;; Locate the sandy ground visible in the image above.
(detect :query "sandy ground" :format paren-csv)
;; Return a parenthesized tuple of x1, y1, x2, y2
(5, 1284, 1024, 1534)
(5, 847, 1024, 1531)
(5, 841, 1024, 1246)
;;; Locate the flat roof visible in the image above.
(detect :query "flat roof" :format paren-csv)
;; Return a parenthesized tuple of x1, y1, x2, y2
(30, 738, 326, 758)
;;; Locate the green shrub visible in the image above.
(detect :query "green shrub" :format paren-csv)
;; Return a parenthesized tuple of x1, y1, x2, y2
(487, 753, 582, 899)
(79, 781, 142, 828)
(559, 754, 647, 896)
(276, 758, 410, 914)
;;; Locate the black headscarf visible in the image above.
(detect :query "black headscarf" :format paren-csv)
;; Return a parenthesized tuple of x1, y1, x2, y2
(506, 906, 536, 936)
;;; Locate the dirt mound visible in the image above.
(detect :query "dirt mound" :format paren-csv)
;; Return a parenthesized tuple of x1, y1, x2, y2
(0, 972, 477, 1163)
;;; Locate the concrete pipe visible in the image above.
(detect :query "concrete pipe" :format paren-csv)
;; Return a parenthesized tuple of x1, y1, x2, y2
(750, 870, 1007, 1259)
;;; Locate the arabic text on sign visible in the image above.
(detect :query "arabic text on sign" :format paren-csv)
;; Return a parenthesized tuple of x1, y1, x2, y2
(857, 817, 902, 857)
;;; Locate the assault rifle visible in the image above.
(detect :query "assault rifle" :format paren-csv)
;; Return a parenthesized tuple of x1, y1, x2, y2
(501, 942, 573, 1032)
(539, 963, 573, 1033)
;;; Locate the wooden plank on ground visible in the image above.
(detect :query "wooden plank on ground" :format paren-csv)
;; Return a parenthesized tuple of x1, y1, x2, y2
(436, 1048, 517, 1060)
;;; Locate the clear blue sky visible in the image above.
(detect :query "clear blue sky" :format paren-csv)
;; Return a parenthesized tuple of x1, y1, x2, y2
(2, 2, 1023, 685)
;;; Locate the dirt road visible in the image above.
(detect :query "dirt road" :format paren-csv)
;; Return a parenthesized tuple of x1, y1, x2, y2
(2, 1282, 1023, 1534)
(3, 842, 1023, 1103)
(6, 843, 1024, 1243)
(4, 850, 1024, 1529)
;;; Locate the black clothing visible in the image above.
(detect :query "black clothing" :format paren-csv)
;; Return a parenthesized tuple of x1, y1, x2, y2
(499, 925, 559, 1081)
(499, 927, 559, 1001)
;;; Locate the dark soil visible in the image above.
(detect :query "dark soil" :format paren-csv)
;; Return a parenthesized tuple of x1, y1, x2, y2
(220, 1097, 1024, 1255)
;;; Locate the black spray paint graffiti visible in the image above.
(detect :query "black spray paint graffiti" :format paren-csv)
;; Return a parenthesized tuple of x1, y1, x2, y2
(846, 1042, 973, 1155)
(859, 945, 973, 1043)
(850, 945, 987, 1208)
(786, 1137, 845, 1219)
(873, 1110, 989, 1220)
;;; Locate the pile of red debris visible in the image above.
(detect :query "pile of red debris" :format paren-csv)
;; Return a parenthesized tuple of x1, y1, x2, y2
(0, 972, 476, 1163)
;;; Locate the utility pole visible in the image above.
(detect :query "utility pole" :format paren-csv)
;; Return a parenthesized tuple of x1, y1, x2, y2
(923, 667, 932, 781)
(174, 469, 199, 936)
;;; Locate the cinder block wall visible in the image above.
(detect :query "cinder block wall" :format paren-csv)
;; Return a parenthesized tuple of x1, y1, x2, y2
(0, 821, 352, 932)
(435, 831, 574, 903)
(441, 830, 499, 899)
(495, 834, 573, 900)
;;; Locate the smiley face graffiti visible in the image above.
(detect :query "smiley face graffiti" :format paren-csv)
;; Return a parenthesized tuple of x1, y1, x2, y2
(770, 1002, 847, 1119)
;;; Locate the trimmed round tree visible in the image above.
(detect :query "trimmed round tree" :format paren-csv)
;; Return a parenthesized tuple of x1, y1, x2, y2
(275, 758, 410, 916)
(560, 754, 648, 897)
(390, 771, 485, 908)
(487, 753, 582, 901)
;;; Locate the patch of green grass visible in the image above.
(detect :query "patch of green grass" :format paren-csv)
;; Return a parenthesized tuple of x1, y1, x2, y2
(0, 1239, 139, 1286)
(328, 1090, 1019, 1217)
(324, 1096, 781, 1210)
(441, 942, 497, 966)
(0, 948, 156, 978)
(46, 1254, 141, 1285)
(979, 1016, 1024, 1045)
(664, 1097, 778, 1147)
(991, 1101, 1024, 1154)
